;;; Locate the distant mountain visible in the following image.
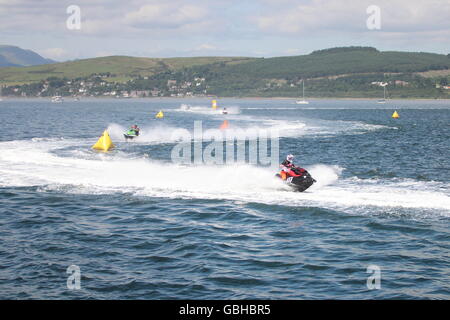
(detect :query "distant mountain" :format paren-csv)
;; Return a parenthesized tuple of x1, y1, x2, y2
(0, 55, 19, 67)
(0, 45, 55, 67)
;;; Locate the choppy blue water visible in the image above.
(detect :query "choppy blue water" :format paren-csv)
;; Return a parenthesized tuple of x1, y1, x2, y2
(0, 98, 449, 299)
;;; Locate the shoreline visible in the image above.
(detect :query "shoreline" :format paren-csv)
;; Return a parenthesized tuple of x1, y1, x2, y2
(1, 96, 449, 101)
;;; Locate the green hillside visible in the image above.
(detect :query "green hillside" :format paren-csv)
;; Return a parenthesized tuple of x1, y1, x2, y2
(1, 47, 449, 98)
(1, 47, 449, 85)
(0, 56, 255, 85)
(180, 47, 450, 97)
(214, 47, 450, 79)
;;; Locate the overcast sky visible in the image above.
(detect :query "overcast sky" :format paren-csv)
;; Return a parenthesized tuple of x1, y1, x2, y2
(1, 0, 449, 61)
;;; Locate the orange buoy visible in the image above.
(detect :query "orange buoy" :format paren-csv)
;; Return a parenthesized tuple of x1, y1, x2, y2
(219, 120, 229, 130)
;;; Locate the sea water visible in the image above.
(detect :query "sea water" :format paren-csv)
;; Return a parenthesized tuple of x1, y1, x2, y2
(0, 98, 449, 299)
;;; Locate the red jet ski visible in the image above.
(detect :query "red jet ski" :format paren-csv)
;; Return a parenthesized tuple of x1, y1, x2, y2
(275, 167, 316, 192)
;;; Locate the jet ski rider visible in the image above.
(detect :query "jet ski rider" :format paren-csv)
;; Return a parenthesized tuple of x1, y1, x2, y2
(280, 154, 305, 180)
(130, 124, 140, 136)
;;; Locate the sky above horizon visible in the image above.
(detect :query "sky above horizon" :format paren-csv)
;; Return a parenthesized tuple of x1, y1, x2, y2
(1, 0, 449, 61)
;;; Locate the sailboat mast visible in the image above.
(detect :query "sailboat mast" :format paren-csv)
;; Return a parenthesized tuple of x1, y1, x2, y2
(296, 78, 309, 104)
(303, 80, 305, 99)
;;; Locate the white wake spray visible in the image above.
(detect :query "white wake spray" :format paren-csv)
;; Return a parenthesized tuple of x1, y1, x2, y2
(0, 138, 449, 217)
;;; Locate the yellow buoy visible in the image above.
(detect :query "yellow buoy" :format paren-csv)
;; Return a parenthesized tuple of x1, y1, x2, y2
(392, 111, 400, 119)
(92, 130, 114, 151)
(212, 100, 217, 110)
(156, 110, 164, 118)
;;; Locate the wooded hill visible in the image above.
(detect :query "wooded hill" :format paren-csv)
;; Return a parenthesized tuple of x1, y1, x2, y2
(1, 47, 449, 98)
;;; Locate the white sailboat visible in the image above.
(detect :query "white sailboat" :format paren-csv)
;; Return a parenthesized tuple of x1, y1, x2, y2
(377, 83, 388, 104)
(296, 79, 309, 105)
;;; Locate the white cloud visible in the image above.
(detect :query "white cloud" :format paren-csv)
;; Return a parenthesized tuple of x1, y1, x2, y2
(254, 0, 364, 34)
(37, 47, 68, 60)
(0, 0, 218, 36)
(0, 0, 448, 59)
(94, 50, 116, 58)
(125, 3, 209, 29)
(254, 0, 450, 34)
(195, 43, 217, 51)
(284, 48, 304, 55)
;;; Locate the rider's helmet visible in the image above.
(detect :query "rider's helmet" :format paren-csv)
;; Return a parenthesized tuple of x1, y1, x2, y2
(286, 154, 294, 163)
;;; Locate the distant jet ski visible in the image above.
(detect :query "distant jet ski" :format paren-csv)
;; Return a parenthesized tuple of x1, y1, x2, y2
(222, 107, 228, 114)
(275, 167, 316, 192)
(124, 129, 139, 140)
(124, 125, 140, 140)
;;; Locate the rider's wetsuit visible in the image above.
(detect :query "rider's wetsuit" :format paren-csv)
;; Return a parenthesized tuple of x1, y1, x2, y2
(280, 160, 305, 180)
